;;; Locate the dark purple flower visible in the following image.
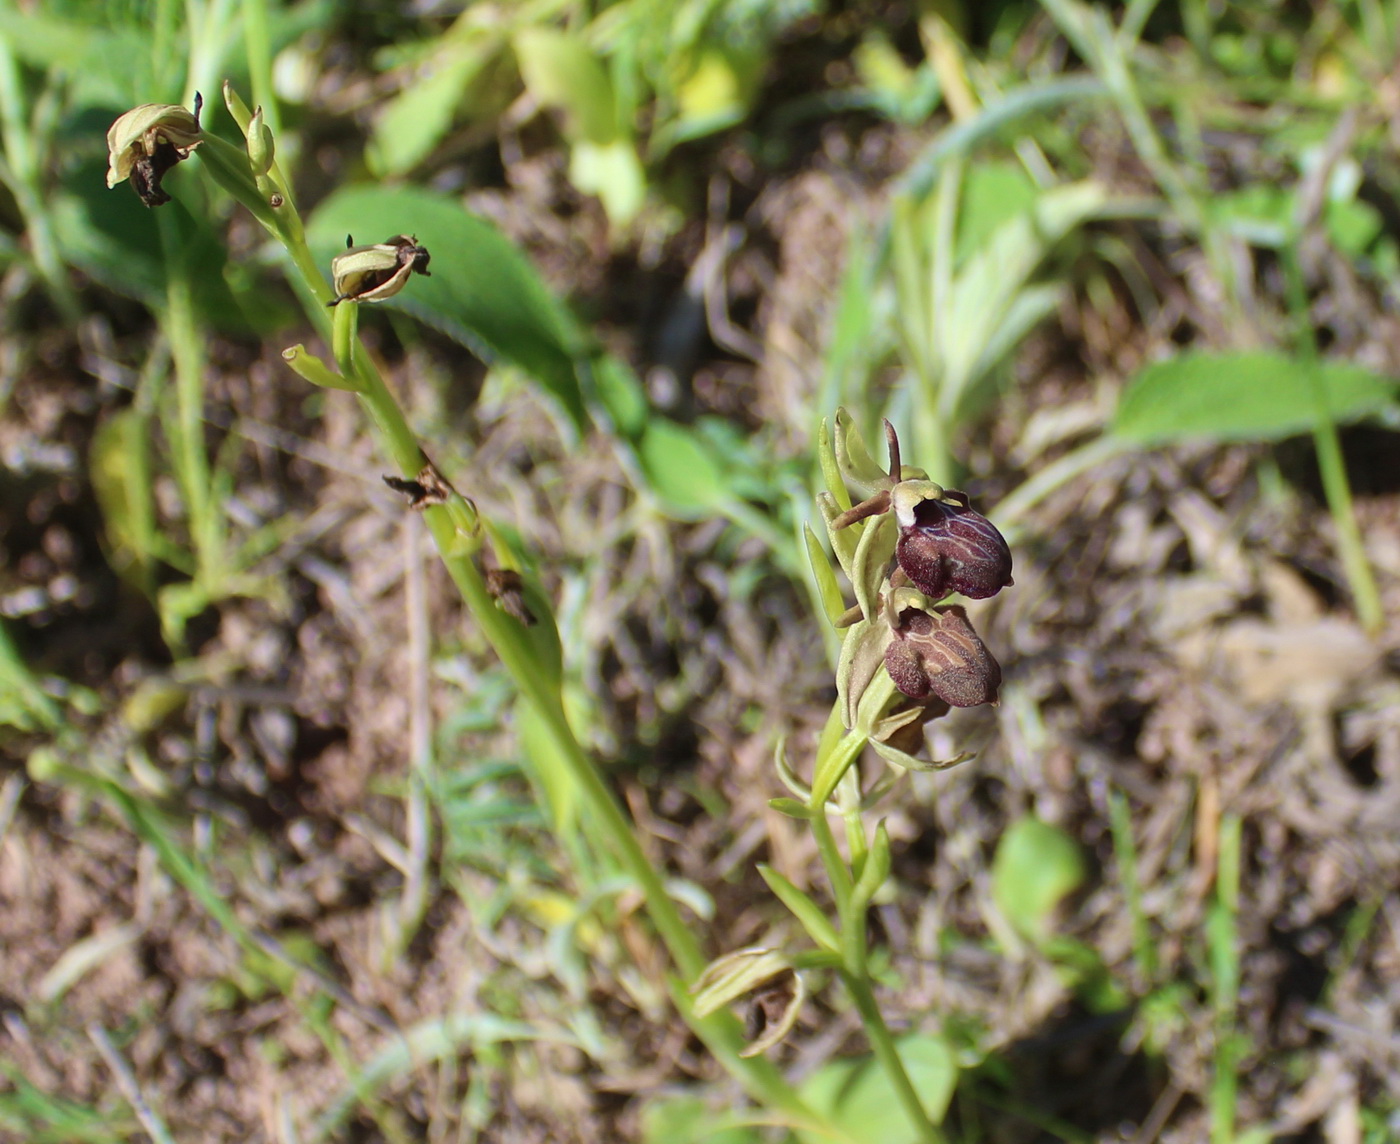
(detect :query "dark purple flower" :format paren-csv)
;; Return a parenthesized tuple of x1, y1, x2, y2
(883, 604, 1001, 708)
(893, 487, 1013, 601)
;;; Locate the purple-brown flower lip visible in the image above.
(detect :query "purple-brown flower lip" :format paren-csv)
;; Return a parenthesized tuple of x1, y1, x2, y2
(892, 482, 1013, 602)
(882, 603, 1002, 708)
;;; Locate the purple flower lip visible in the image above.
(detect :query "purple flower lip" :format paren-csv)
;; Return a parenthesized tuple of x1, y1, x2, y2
(883, 604, 1002, 708)
(892, 484, 1013, 602)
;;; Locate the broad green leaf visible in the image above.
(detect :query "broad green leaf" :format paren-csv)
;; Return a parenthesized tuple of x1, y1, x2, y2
(569, 138, 646, 224)
(307, 185, 589, 430)
(640, 1095, 760, 1144)
(992, 817, 1086, 944)
(55, 169, 278, 332)
(367, 42, 492, 176)
(636, 417, 732, 517)
(954, 161, 1038, 264)
(1112, 351, 1400, 444)
(89, 408, 156, 589)
(757, 865, 840, 953)
(797, 1034, 957, 1143)
(514, 28, 618, 144)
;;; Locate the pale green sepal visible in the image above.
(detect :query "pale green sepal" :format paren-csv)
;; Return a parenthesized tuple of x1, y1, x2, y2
(818, 492, 859, 579)
(691, 947, 791, 1015)
(834, 407, 887, 487)
(868, 735, 974, 773)
(758, 866, 841, 953)
(849, 512, 892, 626)
(852, 664, 897, 738)
(804, 523, 847, 628)
(817, 416, 851, 510)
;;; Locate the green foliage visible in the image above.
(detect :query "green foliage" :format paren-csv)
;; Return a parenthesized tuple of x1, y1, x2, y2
(640, 1094, 761, 1144)
(1113, 352, 1400, 445)
(0, 1066, 133, 1144)
(991, 816, 1087, 945)
(796, 1034, 958, 1144)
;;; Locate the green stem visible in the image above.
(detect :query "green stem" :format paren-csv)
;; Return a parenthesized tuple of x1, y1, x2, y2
(806, 721, 942, 1144)
(1279, 244, 1382, 635)
(842, 970, 944, 1144)
(200, 109, 822, 1124)
(157, 211, 215, 587)
(324, 298, 818, 1125)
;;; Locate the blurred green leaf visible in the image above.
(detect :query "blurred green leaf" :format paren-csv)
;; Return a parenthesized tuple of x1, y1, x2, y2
(514, 28, 619, 144)
(0, 624, 61, 733)
(367, 40, 495, 176)
(640, 1094, 760, 1144)
(54, 167, 277, 332)
(308, 185, 590, 430)
(636, 417, 732, 517)
(89, 409, 156, 590)
(954, 161, 1038, 264)
(569, 138, 646, 224)
(992, 817, 1086, 944)
(1112, 352, 1400, 444)
(797, 1034, 957, 1143)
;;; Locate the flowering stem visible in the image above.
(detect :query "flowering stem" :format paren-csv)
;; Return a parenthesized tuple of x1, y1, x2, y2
(806, 719, 943, 1143)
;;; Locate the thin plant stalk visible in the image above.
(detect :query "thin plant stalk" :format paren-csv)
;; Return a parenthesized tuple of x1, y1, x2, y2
(806, 719, 945, 1144)
(203, 130, 827, 1129)
(1279, 243, 1382, 635)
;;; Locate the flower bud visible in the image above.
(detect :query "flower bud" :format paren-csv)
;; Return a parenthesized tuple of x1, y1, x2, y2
(246, 105, 275, 177)
(105, 95, 204, 207)
(329, 234, 431, 305)
(892, 483, 1013, 601)
(883, 603, 1001, 707)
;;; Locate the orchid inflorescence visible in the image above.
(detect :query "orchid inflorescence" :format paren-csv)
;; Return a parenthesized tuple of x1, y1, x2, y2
(816, 409, 1013, 772)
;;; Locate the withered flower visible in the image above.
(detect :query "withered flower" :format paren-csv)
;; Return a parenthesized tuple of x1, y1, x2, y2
(330, 234, 431, 306)
(892, 482, 1013, 602)
(883, 603, 1001, 708)
(691, 947, 805, 1058)
(106, 95, 204, 207)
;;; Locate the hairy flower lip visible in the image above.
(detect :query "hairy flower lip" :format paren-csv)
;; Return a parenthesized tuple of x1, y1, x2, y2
(883, 603, 1002, 708)
(329, 234, 432, 305)
(892, 483, 1014, 602)
(106, 96, 204, 206)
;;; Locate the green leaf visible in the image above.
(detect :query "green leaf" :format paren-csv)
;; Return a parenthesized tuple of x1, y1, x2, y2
(1112, 351, 1400, 445)
(307, 185, 589, 430)
(367, 44, 488, 176)
(640, 1094, 761, 1144)
(797, 1034, 957, 1143)
(636, 417, 732, 517)
(514, 28, 619, 144)
(803, 523, 846, 628)
(569, 138, 646, 225)
(991, 817, 1086, 944)
(757, 865, 840, 953)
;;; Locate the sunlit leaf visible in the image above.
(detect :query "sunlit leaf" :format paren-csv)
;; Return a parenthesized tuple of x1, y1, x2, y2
(797, 1034, 957, 1143)
(992, 817, 1086, 943)
(1112, 351, 1400, 444)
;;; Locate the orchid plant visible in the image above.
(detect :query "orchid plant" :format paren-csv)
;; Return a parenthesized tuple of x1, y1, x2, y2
(105, 89, 1015, 1143)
